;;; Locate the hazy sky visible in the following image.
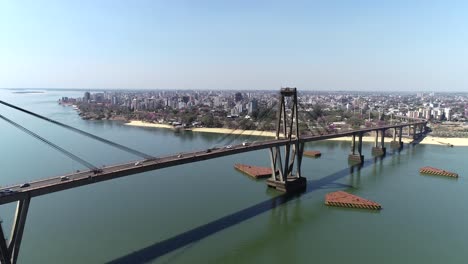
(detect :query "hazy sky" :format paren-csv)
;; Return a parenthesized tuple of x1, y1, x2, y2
(1, 0, 467, 91)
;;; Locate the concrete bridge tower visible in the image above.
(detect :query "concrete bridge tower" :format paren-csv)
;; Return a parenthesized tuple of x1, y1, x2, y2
(266, 88, 307, 193)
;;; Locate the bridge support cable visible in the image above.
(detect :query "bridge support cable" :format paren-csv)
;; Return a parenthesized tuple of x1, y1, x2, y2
(0, 101, 154, 160)
(297, 101, 332, 136)
(244, 102, 279, 143)
(222, 101, 278, 145)
(224, 101, 279, 146)
(266, 88, 306, 193)
(208, 100, 279, 149)
(0, 114, 99, 171)
(0, 197, 31, 264)
(296, 102, 317, 136)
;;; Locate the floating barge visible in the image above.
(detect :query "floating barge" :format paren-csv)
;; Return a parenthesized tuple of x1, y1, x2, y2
(325, 191, 381, 210)
(304, 150, 321, 158)
(234, 164, 272, 179)
(419, 166, 458, 178)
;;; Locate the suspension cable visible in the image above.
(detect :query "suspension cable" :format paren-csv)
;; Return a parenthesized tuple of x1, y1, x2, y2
(297, 101, 331, 135)
(0, 100, 154, 160)
(0, 114, 99, 171)
(209, 100, 276, 147)
(223, 101, 279, 146)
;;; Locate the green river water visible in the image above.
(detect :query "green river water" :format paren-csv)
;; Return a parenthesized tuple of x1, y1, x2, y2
(0, 89, 466, 264)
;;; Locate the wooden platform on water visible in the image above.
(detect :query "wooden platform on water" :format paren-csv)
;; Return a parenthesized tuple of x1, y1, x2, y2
(234, 164, 272, 179)
(419, 166, 458, 178)
(325, 191, 381, 210)
(304, 150, 321, 158)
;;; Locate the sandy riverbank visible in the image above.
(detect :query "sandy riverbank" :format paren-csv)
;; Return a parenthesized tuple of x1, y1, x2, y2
(124, 120, 468, 146)
(125, 120, 174, 129)
(419, 136, 468, 146)
(190, 127, 277, 137)
(125, 120, 277, 137)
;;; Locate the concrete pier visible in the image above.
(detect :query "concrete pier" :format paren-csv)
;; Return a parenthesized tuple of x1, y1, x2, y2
(371, 129, 386, 156)
(390, 141, 402, 148)
(371, 147, 386, 156)
(348, 133, 364, 164)
(266, 176, 307, 193)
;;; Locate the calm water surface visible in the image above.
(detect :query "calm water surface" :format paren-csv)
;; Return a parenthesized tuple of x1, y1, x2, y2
(0, 89, 467, 263)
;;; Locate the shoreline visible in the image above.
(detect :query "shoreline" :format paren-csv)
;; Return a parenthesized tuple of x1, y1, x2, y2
(124, 120, 468, 146)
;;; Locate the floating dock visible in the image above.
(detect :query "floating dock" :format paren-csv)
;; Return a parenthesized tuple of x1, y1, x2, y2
(419, 166, 458, 178)
(234, 164, 272, 179)
(325, 191, 381, 210)
(304, 150, 321, 158)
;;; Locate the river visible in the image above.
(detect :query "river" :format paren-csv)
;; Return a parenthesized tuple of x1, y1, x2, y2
(0, 89, 466, 264)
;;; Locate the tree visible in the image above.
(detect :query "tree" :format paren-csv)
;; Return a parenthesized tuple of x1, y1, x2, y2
(201, 115, 215, 127)
(348, 116, 364, 129)
(311, 104, 324, 120)
(181, 113, 197, 124)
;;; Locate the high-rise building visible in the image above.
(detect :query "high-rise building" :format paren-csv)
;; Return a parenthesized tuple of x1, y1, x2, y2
(235, 92, 243, 102)
(83, 92, 91, 102)
(248, 99, 258, 114)
(444, 108, 451, 121)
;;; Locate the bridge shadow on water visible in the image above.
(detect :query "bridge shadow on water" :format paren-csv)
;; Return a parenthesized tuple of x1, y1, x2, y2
(107, 144, 413, 264)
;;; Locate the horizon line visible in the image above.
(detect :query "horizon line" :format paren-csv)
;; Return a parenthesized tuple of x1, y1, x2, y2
(2, 87, 467, 94)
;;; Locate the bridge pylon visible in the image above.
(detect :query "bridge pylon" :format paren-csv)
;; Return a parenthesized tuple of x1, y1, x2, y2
(266, 88, 307, 193)
(0, 197, 31, 264)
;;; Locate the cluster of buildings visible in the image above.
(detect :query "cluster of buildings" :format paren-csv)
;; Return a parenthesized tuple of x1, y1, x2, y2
(60, 89, 468, 124)
(69, 90, 261, 116)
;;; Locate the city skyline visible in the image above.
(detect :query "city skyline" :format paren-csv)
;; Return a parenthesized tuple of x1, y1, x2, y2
(1, 1, 468, 91)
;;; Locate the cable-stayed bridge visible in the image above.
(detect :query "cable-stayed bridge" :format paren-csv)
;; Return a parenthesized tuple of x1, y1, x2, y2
(0, 88, 427, 264)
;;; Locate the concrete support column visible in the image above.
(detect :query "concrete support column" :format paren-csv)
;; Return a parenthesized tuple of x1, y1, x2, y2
(358, 133, 363, 156)
(374, 130, 379, 147)
(373, 129, 386, 156)
(391, 127, 402, 148)
(380, 129, 385, 148)
(349, 132, 364, 164)
(399, 127, 403, 145)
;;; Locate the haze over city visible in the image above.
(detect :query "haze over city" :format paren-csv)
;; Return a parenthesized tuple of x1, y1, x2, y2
(1, 0, 467, 91)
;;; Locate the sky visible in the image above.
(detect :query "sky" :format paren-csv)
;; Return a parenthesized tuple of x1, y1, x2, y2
(0, 0, 467, 91)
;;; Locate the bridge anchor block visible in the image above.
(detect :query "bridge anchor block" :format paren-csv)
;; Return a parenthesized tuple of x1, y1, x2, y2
(390, 141, 403, 149)
(266, 176, 307, 193)
(348, 154, 364, 164)
(371, 147, 386, 156)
